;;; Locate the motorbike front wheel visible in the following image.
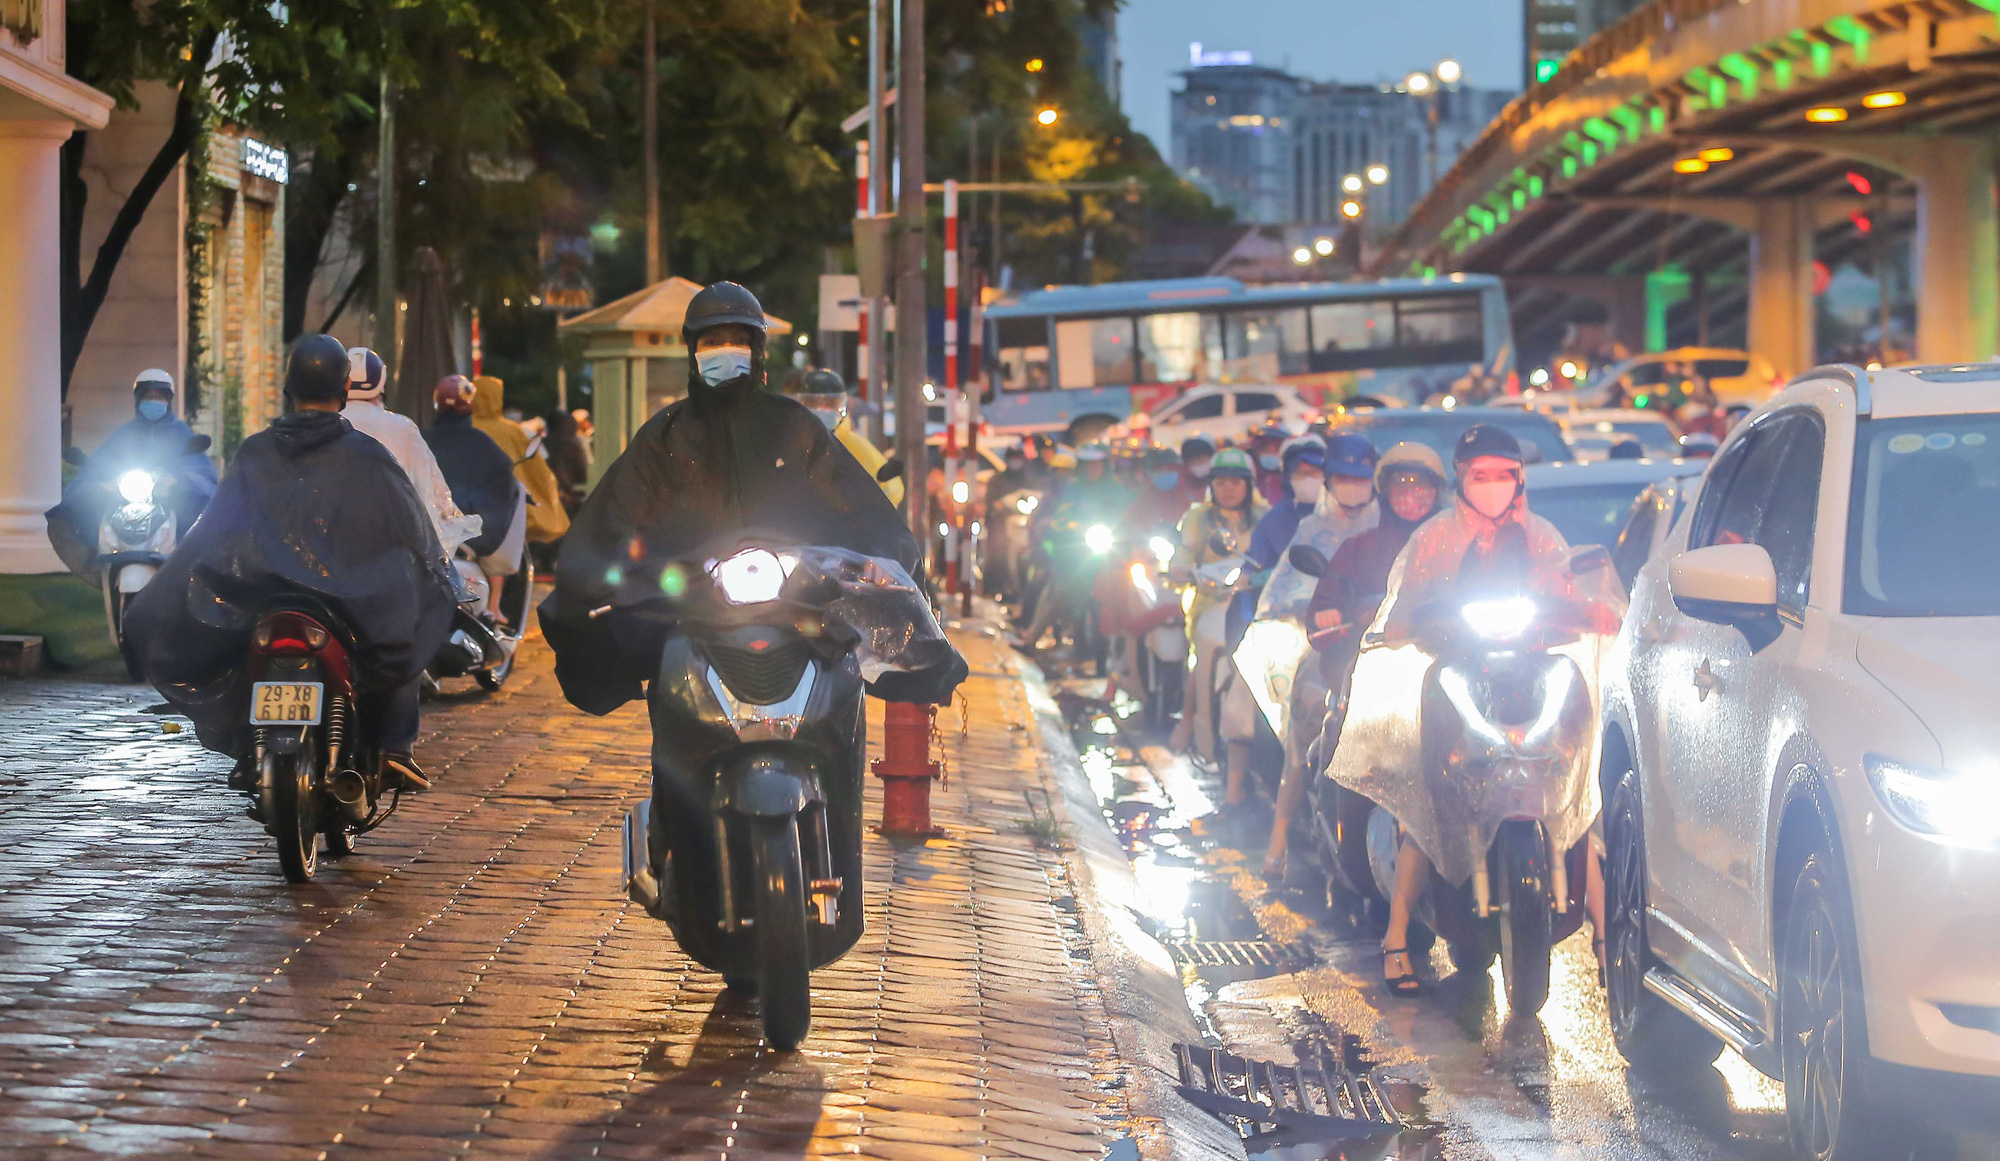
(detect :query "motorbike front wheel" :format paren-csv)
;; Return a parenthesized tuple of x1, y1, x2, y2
(266, 741, 320, 884)
(1495, 821, 1553, 1018)
(752, 815, 812, 1051)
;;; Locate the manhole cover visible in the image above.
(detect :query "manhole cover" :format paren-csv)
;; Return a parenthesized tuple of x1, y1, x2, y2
(1174, 1038, 1401, 1145)
(1166, 938, 1314, 970)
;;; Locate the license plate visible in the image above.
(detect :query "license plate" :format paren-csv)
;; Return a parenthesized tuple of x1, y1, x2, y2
(250, 681, 324, 726)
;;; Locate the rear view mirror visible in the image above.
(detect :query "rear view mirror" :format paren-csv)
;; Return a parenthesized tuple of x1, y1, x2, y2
(1208, 534, 1231, 556)
(1669, 543, 1780, 648)
(184, 434, 212, 455)
(1565, 544, 1611, 577)
(1287, 545, 1329, 578)
(876, 457, 904, 484)
(62, 446, 85, 467)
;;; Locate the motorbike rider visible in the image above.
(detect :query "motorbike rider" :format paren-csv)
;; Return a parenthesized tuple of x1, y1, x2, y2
(1177, 435, 1216, 509)
(1260, 442, 1446, 875)
(1254, 433, 1381, 623)
(539, 280, 963, 715)
(1249, 421, 1290, 507)
(47, 370, 220, 573)
(1018, 445, 1129, 652)
(1373, 424, 1611, 995)
(1168, 447, 1267, 799)
(343, 347, 482, 558)
(1122, 446, 1191, 535)
(424, 375, 523, 596)
(470, 373, 572, 549)
(123, 335, 457, 794)
(786, 367, 902, 505)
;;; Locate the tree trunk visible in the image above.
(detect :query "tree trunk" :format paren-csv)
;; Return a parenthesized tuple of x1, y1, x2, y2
(59, 27, 219, 395)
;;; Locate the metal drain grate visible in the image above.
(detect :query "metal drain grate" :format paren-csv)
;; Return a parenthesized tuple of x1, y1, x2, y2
(1174, 1039, 1402, 1144)
(1166, 938, 1314, 970)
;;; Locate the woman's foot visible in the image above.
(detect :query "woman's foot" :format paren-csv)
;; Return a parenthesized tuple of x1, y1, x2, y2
(1382, 945, 1422, 997)
(1168, 720, 1192, 753)
(1261, 846, 1286, 878)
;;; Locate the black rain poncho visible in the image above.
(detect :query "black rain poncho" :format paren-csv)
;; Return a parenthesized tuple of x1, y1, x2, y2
(423, 411, 518, 558)
(540, 378, 962, 715)
(123, 411, 457, 756)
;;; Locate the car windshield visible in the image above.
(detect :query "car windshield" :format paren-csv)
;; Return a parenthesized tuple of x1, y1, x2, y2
(1344, 413, 1574, 464)
(1847, 413, 2000, 616)
(1575, 419, 1676, 454)
(1531, 481, 1653, 549)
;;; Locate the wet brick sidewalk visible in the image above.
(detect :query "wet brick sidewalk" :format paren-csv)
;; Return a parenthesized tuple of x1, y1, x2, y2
(0, 621, 1127, 1159)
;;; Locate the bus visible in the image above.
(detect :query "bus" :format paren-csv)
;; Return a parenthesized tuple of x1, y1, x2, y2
(979, 274, 1512, 439)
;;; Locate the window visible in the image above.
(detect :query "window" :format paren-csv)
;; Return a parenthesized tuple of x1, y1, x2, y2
(1168, 393, 1225, 421)
(1693, 358, 1751, 380)
(1223, 308, 1309, 381)
(1395, 295, 1483, 348)
(1689, 425, 1772, 550)
(1845, 412, 2000, 616)
(1755, 415, 1824, 613)
(1137, 312, 1222, 384)
(1612, 491, 1662, 591)
(1054, 317, 1136, 389)
(1233, 392, 1281, 415)
(996, 316, 1050, 392)
(1309, 301, 1395, 370)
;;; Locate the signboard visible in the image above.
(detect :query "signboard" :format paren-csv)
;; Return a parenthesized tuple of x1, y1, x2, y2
(538, 233, 594, 312)
(1188, 42, 1252, 68)
(243, 139, 289, 185)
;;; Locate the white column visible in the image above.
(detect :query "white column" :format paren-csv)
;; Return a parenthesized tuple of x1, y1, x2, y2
(1912, 139, 1999, 365)
(0, 121, 76, 574)
(1747, 197, 1815, 383)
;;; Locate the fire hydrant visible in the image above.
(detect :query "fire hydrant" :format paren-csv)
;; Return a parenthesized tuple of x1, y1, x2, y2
(873, 700, 942, 836)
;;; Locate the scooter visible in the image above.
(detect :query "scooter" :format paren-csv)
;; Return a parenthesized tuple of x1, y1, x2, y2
(1307, 543, 1616, 1016)
(1182, 537, 1250, 763)
(618, 543, 941, 1050)
(63, 435, 211, 679)
(245, 599, 397, 883)
(425, 550, 532, 692)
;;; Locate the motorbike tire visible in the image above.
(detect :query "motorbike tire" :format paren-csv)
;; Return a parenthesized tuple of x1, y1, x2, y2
(267, 743, 320, 884)
(474, 647, 514, 692)
(752, 815, 812, 1051)
(1495, 821, 1553, 1018)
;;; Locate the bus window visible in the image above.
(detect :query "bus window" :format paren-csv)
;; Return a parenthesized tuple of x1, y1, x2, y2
(1223, 308, 1309, 381)
(996, 316, 1051, 392)
(1055, 317, 1136, 389)
(1137, 312, 1221, 384)
(1395, 295, 1482, 349)
(1308, 300, 1395, 371)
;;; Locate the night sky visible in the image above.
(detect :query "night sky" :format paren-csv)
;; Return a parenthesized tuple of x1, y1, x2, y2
(1118, 0, 1525, 152)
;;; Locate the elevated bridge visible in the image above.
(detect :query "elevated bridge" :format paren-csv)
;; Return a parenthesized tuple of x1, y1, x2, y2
(1375, 0, 2000, 377)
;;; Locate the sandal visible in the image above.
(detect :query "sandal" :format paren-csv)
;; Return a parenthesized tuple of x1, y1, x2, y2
(1382, 946, 1423, 997)
(1594, 935, 1607, 989)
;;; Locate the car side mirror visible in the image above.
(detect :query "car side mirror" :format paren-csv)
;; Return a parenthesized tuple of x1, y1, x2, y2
(1565, 544, 1611, 577)
(1287, 544, 1328, 578)
(62, 446, 86, 466)
(1669, 543, 1780, 649)
(184, 434, 212, 455)
(876, 457, 904, 484)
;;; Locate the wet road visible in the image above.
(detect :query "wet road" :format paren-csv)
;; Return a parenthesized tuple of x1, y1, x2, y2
(1047, 676, 1824, 1161)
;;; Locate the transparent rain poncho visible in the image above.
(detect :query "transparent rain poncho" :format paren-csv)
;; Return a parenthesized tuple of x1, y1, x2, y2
(1320, 503, 1628, 885)
(791, 547, 961, 695)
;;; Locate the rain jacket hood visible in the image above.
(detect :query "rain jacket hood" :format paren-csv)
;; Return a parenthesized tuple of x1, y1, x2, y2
(424, 411, 518, 558)
(471, 375, 571, 544)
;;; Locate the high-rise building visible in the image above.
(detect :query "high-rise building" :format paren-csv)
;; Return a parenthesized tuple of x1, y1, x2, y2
(1076, 9, 1120, 108)
(1525, 0, 1648, 85)
(1169, 51, 1301, 225)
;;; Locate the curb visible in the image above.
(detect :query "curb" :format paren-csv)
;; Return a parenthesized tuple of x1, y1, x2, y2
(1004, 650, 1247, 1161)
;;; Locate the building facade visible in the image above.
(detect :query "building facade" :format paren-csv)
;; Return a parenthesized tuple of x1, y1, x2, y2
(1169, 60, 1301, 226)
(1525, 0, 1648, 85)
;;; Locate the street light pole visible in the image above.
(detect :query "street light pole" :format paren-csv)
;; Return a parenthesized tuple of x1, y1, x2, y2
(375, 71, 398, 398)
(643, 0, 661, 283)
(894, 0, 928, 558)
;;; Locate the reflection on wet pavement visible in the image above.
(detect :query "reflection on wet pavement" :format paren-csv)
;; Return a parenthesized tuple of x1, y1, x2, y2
(1049, 674, 1804, 1161)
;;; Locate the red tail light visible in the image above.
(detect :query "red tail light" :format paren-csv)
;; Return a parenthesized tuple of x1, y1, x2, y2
(252, 614, 330, 655)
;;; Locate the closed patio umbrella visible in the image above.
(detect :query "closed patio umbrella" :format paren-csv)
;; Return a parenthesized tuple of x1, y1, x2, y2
(394, 246, 458, 426)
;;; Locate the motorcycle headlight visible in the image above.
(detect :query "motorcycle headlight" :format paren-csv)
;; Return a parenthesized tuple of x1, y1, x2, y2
(1016, 495, 1039, 515)
(951, 480, 970, 504)
(1522, 663, 1576, 746)
(1439, 666, 1507, 748)
(1223, 566, 1242, 587)
(1128, 561, 1158, 604)
(118, 470, 155, 505)
(1865, 756, 2000, 846)
(1462, 597, 1535, 640)
(709, 548, 792, 606)
(1085, 524, 1114, 555)
(1149, 536, 1175, 566)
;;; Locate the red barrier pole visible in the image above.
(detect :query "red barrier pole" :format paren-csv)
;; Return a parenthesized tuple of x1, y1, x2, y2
(855, 141, 870, 408)
(874, 701, 942, 835)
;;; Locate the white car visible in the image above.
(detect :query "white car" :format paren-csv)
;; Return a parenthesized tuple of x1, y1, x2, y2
(1555, 409, 1681, 462)
(1142, 384, 1316, 447)
(1584, 346, 1781, 407)
(1599, 362, 2000, 1157)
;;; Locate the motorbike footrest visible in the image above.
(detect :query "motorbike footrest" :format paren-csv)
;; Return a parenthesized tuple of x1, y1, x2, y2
(621, 801, 668, 919)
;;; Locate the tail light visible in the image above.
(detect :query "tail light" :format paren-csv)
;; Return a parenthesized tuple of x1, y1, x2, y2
(253, 614, 330, 654)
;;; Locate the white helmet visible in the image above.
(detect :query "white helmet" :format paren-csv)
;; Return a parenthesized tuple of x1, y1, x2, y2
(132, 368, 174, 396)
(347, 347, 386, 401)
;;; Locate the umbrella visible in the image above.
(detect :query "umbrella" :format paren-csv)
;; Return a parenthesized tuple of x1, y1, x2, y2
(395, 246, 458, 427)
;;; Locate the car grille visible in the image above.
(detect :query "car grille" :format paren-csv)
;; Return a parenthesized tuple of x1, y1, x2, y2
(705, 632, 812, 705)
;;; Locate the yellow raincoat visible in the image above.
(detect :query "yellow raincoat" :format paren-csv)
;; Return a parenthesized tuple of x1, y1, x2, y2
(472, 375, 570, 544)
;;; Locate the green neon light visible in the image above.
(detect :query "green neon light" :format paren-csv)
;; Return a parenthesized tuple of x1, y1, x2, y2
(1584, 118, 1620, 147)
(1423, 266, 1437, 278)
(1648, 105, 1666, 134)
(1826, 16, 1869, 62)
(1811, 40, 1832, 77)
(1496, 205, 1510, 225)
(1535, 59, 1559, 83)
(1773, 58, 1795, 90)
(1512, 188, 1526, 210)
(1562, 155, 1578, 179)
(1709, 75, 1727, 108)
(1582, 141, 1598, 166)
(1718, 54, 1759, 98)
(1611, 106, 1643, 143)
(1528, 175, 1544, 198)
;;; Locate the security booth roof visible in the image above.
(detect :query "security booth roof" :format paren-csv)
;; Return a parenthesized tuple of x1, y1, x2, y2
(558, 276, 794, 339)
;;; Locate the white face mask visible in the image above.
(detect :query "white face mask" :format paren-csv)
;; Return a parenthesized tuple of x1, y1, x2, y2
(1332, 479, 1375, 510)
(1188, 461, 1213, 480)
(696, 346, 754, 386)
(1464, 478, 1520, 520)
(1290, 476, 1323, 506)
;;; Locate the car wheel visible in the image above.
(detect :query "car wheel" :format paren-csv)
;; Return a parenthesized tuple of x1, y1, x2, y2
(1604, 767, 1722, 1072)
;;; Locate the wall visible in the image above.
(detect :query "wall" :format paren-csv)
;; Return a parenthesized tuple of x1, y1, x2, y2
(194, 129, 286, 452)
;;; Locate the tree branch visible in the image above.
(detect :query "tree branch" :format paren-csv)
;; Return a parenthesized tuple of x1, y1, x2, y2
(317, 253, 373, 335)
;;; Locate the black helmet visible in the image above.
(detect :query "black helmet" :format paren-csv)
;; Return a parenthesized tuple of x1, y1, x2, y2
(682, 281, 768, 343)
(1181, 434, 1216, 460)
(1452, 423, 1523, 470)
(800, 368, 846, 395)
(286, 334, 352, 403)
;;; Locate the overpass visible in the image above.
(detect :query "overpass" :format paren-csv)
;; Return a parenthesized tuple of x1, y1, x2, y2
(1373, 0, 2000, 378)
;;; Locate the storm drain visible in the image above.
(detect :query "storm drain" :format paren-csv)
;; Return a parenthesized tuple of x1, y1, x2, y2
(1165, 938, 1314, 971)
(1174, 1039, 1402, 1145)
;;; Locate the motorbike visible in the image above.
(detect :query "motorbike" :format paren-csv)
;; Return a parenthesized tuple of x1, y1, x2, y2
(617, 542, 952, 1050)
(1097, 531, 1186, 732)
(425, 549, 533, 692)
(987, 487, 1042, 602)
(60, 435, 211, 679)
(1180, 535, 1250, 763)
(244, 598, 397, 883)
(1304, 542, 1620, 1016)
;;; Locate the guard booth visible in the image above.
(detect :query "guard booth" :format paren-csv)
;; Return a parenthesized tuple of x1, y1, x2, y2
(560, 277, 793, 484)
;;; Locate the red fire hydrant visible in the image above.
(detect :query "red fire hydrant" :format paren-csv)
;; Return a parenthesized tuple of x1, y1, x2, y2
(874, 701, 943, 836)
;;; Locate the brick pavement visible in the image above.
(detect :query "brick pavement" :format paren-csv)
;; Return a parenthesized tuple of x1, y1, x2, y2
(0, 620, 1131, 1159)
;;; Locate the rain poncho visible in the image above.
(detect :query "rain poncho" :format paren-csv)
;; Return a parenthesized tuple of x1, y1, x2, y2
(46, 412, 219, 577)
(1177, 497, 1265, 641)
(122, 411, 457, 756)
(832, 417, 902, 505)
(472, 376, 570, 544)
(1375, 501, 1575, 639)
(342, 397, 481, 557)
(1255, 494, 1380, 621)
(540, 380, 954, 715)
(423, 411, 518, 559)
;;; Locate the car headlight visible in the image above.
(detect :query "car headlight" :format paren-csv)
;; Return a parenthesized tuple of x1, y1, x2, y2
(708, 548, 792, 605)
(1016, 495, 1039, 515)
(118, 470, 155, 505)
(1149, 536, 1175, 566)
(1865, 756, 2000, 845)
(1085, 524, 1114, 555)
(1462, 597, 1535, 640)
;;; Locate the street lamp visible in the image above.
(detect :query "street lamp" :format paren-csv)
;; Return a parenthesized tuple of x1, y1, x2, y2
(1035, 107, 1060, 126)
(1365, 164, 1389, 186)
(1342, 173, 1364, 194)
(1313, 235, 1335, 256)
(1405, 59, 1461, 189)
(1024, 58, 1044, 73)
(1435, 59, 1462, 84)
(1291, 246, 1313, 266)
(1340, 199, 1363, 219)
(1405, 71, 1433, 95)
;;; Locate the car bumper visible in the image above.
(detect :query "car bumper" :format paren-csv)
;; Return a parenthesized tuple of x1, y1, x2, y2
(1860, 1057, 2000, 1134)
(1848, 814, 2000, 1078)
